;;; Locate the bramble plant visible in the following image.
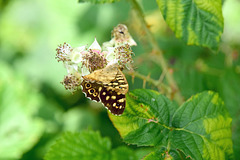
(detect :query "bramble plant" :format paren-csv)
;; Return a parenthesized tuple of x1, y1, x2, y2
(45, 0, 234, 160)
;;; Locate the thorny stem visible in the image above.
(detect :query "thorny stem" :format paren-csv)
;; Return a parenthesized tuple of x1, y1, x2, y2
(128, 0, 184, 104)
(124, 70, 171, 94)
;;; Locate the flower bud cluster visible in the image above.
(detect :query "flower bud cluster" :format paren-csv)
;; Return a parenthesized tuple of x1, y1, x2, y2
(56, 24, 137, 92)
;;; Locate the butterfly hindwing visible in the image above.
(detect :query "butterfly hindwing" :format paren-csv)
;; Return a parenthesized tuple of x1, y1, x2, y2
(81, 80, 101, 102)
(99, 86, 125, 115)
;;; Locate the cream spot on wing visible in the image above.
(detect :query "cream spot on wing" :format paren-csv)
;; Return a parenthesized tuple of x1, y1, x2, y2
(113, 103, 116, 107)
(112, 83, 118, 85)
(111, 96, 116, 100)
(103, 92, 106, 95)
(119, 106, 122, 109)
(118, 98, 125, 103)
(99, 87, 102, 92)
(106, 96, 110, 100)
(119, 84, 128, 87)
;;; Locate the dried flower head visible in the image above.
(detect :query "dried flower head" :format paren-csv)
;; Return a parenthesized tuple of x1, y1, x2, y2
(56, 42, 72, 62)
(102, 24, 137, 50)
(56, 24, 137, 92)
(82, 49, 107, 73)
(115, 44, 134, 69)
(112, 24, 137, 46)
(61, 74, 81, 92)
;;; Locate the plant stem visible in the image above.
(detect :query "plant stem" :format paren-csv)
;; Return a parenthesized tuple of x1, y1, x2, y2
(128, 0, 184, 104)
(125, 70, 171, 94)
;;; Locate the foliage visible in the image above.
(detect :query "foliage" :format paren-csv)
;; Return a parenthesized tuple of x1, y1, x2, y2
(44, 130, 136, 160)
(109, 89, 233, 159)
(0, 62, 45, 159)
(156, 0, 223, 50)
(0, 0, 239, 159)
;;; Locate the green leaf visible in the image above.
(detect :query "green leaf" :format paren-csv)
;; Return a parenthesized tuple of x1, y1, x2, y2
(109, 89, 233, 159)
(44, 130, 137, 160)
(218, 69, 240, 158)
(109, 89, 178, 146)
(78, 0, 120, 4)
(45, 131, 111, 160)
(156, 0, 224, 50)
(171, 91, 233, 159)
(0, 62, 45, 159)
(111, 146, 136, 160)
(144, 148, 190, 160)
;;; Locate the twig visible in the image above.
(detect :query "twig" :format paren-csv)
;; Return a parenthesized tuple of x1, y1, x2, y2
(128, 0, 184, 104)
(125, 70, 171, 94)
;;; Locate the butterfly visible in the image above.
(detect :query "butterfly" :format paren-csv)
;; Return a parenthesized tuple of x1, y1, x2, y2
(81, 64, 128, 115)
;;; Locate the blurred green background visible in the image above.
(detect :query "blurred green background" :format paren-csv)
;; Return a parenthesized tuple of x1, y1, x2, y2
(0, 0, 240, 159)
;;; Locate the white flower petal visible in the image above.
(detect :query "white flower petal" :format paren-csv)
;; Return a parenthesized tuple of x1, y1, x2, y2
(70, 46, 86, 63)
(64, 63, 72, 74)
(72, 64, 78, 71)
(128, 36, 137, 46)
(81, 66, 90, 76)
(102, 39, 115, 50)
(89, 38, 101, 52)
(106, 47, 116, 62)
(107, 47, 115, 53)
(106, 53, 116, 62)
(71, 52, 82, 63)
(107, 60, 118, 66)
(74, 46, 86, 52)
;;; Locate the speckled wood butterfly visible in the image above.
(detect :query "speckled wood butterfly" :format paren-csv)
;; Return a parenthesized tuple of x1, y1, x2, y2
(81, 64, 128, 115)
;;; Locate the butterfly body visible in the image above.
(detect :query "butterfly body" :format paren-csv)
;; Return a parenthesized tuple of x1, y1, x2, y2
(81, 64, 128, 115)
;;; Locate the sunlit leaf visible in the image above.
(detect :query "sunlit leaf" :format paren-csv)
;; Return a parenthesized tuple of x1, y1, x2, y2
(156, 0, 224, 50)
(171, 91, 233, 159)
(109, 89, 178, 146)
(144, 148, 190, 160)
(109, 89, 233, 159)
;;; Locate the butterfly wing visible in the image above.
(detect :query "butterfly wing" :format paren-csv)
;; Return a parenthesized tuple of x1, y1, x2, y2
(99, 86, 126, 115)
(99, 69, 128, 115)
(105, 69, 128, 94)
(81, 80, 101, 102)
(81, 64, 128, 115)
